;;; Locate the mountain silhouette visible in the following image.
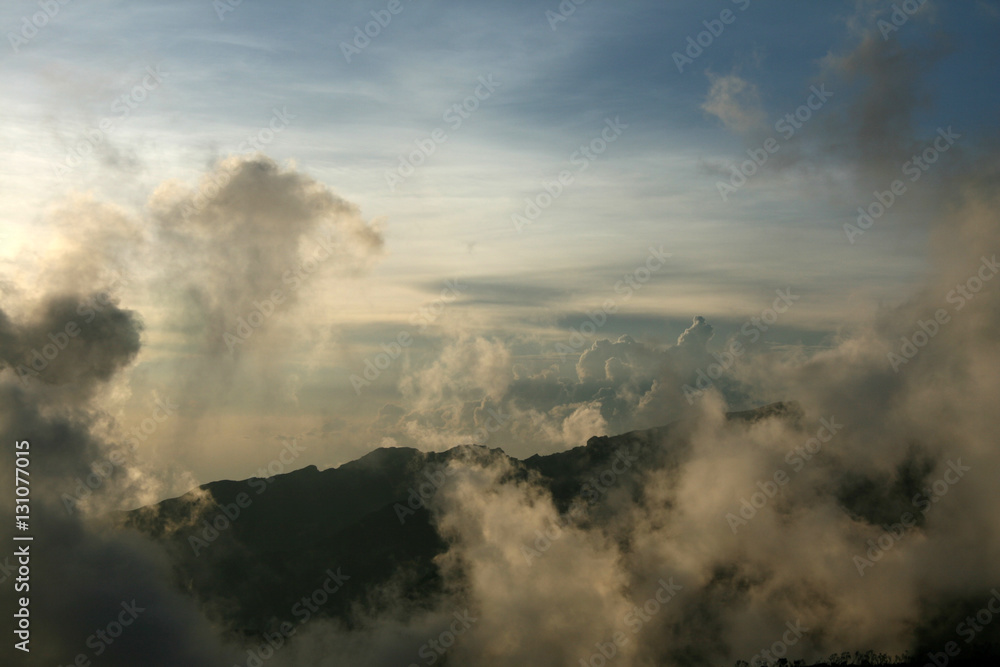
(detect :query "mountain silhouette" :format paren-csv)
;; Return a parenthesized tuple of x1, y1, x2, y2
(124, 402, 803, 637)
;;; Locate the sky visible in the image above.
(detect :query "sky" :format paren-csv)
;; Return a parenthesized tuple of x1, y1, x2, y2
(1, 0, 999, 488)
(5, 1, 1000, 666)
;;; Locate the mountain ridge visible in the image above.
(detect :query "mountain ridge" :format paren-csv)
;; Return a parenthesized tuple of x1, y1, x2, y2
(123, 401, 802, 635)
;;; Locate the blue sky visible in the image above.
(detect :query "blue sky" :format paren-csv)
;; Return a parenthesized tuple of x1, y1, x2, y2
(2, 0, 998, 485)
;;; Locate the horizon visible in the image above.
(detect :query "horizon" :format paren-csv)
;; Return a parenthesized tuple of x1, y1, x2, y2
(2, 1, 1000, 665)
(3, 0, 997, 493)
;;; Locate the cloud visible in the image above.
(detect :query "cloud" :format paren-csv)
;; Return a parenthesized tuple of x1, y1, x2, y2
(0, 155, 388, 664)
(819, 30, 949, 173)
(429, 452, 637, 666)
(369, 321, 747, 456)
(0, 296, 235, 667)
(149, 154, 383, 358)
(401, 335, 513, 409)
(326, 27, 1000, 662)
(676, 315, 714, 350)
(0, 293, 142, 392)
(702, 73, 767, 135)
(3, 4, 1000, 661)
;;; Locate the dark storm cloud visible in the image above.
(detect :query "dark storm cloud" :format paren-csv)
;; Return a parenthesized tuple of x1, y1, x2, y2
(0, 386, 237, 666)
(0, 295, 235, 665)
(0, 294, 142, 391)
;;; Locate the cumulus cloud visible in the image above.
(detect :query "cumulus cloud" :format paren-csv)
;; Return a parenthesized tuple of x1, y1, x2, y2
(367, 317, 753, 457)
(430, 453, 637, 666)
(0, 154, 387, 665)
(315, 8, 1000, 662)
(368, 181, 1000, 660)
(4, 4, 1000, 662)
(149, 154, 383, 358)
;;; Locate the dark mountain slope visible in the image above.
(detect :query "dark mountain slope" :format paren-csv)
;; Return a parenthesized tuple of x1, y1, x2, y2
(123, 402, 801, 635)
